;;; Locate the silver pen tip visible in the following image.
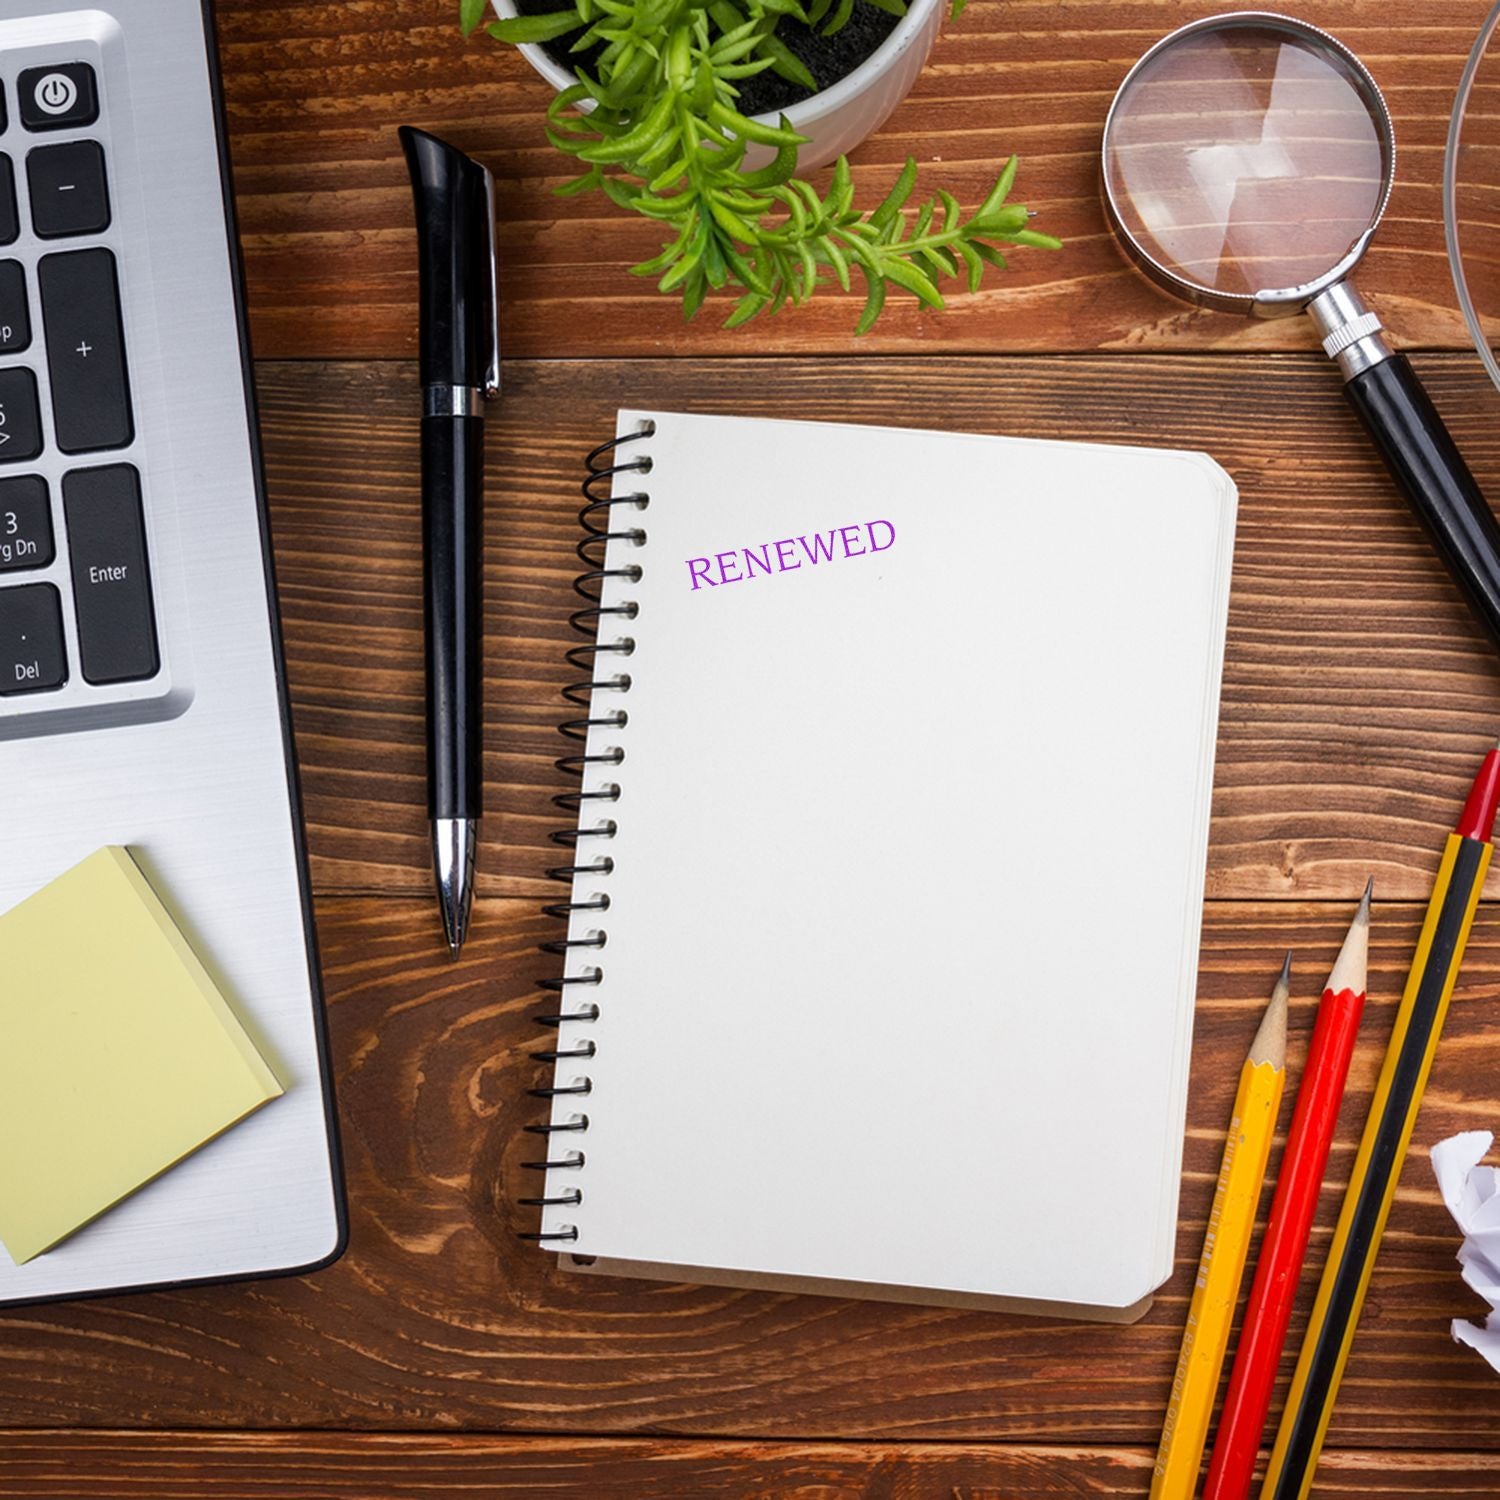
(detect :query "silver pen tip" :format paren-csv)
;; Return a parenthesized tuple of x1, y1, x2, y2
(433, 817, 477, 958)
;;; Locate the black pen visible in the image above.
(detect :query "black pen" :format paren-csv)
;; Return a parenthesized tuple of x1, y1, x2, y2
(400, 128, 499, 955)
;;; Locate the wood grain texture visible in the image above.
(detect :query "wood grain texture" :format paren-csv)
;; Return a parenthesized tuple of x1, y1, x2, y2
(257, 353, 1500, 903)
(215, 0, 1491, 360)
(2, 1433, 1498, 1498)
(0, 896, 1496, 1444)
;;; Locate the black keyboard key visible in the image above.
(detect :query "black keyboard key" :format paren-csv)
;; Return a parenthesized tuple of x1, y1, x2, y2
(0, 157, 15, 247)
(0, 369, 42, 463)
(28, 141, 110, 238)
(0, 476, 52, 571)
(0, 262, 29, 354)
(64, 465, 158, 683)
(39, 248, 132, 453)
(0, 582, 66, 694)
(18, 64, 98, 132)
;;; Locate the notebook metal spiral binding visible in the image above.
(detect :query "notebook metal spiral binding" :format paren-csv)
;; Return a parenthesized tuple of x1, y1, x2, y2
(518, 420, 654, 1246)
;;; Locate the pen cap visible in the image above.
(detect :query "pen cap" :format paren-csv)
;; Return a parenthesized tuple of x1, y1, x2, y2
(399, 127, 497, 392)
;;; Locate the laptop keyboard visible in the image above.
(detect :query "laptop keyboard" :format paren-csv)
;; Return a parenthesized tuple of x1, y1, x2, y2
(0, 59, 159, 699)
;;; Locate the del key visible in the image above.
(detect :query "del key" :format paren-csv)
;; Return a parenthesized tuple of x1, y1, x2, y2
(40, 247, 133, 453)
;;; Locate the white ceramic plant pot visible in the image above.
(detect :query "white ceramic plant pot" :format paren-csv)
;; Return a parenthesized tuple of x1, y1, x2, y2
(493, 0, 943, 171)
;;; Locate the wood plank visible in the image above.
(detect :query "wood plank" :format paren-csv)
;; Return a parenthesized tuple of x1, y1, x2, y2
(2, 1432, 1498, 1498)
(215, 0, 1489, 360)
(0, 896, 1496, 1442)
(255, 353, 1500, 903)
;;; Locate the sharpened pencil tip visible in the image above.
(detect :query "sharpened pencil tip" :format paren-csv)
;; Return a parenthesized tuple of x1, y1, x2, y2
(1326, 882, 1373, 997)
(1251, 963, 1289, 1069)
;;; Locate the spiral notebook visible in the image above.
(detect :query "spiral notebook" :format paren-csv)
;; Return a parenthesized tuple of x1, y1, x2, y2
(529, 410, 1237, 1320)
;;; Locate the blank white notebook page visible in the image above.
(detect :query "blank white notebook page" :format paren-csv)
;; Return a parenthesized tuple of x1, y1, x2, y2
(541, 410, 1237, 1312)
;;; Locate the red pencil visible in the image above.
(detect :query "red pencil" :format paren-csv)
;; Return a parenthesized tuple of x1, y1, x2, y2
(1201, 881, 1372, 1500)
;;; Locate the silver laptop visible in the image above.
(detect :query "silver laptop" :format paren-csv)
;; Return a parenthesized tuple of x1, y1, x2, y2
(0, 0, 345, 1303)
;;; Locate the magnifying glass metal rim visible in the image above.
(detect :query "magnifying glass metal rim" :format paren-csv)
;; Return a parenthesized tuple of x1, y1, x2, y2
(1101, 9, 1396, 318)
(1444, 0, 1500, 397)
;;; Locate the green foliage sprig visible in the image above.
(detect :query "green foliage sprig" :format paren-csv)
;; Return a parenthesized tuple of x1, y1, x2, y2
(462, 0, 1059, 330)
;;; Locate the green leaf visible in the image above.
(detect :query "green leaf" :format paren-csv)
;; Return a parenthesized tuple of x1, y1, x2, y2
(460, 0, 490, 37)
(659, 223, 705, 291)
(821, 0, 854, 34)
(955, 239, 984, 292)
(970, 203, 1028, 234)
(631, 218, 695, 275)
(880, 255, 944, 308)
(554, 167, 604, 197)
(782, 187, 808, 235)
(648, 156, 691, 191)
(976, 156, 1018, 220)
(709, 196, 760, 244)
(718, 58, 779, 80)
(823, 235, 850, 291)
(919, 245, 958, 278)
(487, 11, 582, 43)
(1008, 228, 1062, 250)
(717, 190, 775, 212)
(793, 178, 824, 221)
(577, 89, 675, 162)
(854, 269, 886, 335)
(702, 231, 728, 288)
(824, 154, 854, 219)
(547, 82, 594, 119)
(971, 241, 1008, 269)
(719, 235, 770, 293)
(796, 239, 818, 298)
(869, 157, 918, 231)
(738, 137, 800, 190)
(682, 269, 708, 320)
(600, 173, 640, 209)
(722, 290, 768, 328)
(708, 100, 806, 147)
(761, 34, 816, 91)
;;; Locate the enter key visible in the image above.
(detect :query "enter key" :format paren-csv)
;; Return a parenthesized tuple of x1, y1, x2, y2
(63, 464, 159, 684)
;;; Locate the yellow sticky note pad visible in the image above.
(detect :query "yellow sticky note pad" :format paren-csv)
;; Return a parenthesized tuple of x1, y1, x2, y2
(0, 847, 282, 1264)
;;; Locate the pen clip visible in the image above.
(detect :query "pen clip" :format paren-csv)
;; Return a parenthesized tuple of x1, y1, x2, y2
(482, 163, 501, 401)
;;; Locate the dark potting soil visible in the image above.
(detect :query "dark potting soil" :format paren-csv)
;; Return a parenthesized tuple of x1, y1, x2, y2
(510, 0, 901, 118)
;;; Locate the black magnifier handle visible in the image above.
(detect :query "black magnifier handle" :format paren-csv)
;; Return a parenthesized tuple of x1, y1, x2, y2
(1314, 284, 1500, 649)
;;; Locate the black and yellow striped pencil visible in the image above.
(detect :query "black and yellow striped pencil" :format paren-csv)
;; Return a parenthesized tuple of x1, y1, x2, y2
(1262, 741, 1500, 1500)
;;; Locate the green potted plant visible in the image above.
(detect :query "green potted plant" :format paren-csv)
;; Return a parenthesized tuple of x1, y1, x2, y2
(462, 0, 1058, 330)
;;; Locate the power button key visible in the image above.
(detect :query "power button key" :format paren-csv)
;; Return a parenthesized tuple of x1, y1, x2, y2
(18, 64, 98, 132)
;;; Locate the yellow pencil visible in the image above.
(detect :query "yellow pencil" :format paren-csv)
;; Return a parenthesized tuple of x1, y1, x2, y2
(1152, 956, 1289, 1500)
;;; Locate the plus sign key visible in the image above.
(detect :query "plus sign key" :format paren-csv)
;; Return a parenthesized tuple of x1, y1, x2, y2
(39, 248, 132, 453)
(18, 64, 98, 132)
(0, 583, 66, 694)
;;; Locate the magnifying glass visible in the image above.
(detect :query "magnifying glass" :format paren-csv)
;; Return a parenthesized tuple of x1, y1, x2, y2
(1103, 11, 1500, 649)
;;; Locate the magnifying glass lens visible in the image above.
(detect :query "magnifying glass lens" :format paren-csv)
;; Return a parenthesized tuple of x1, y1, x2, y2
(1104, 22, 1390, 297)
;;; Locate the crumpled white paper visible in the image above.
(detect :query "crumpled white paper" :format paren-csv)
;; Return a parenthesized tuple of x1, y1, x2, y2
(1431, 1131, 1500, 1373)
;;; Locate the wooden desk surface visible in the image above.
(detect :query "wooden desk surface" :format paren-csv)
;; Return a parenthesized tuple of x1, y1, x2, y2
(4, 2, 1500, 1496)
